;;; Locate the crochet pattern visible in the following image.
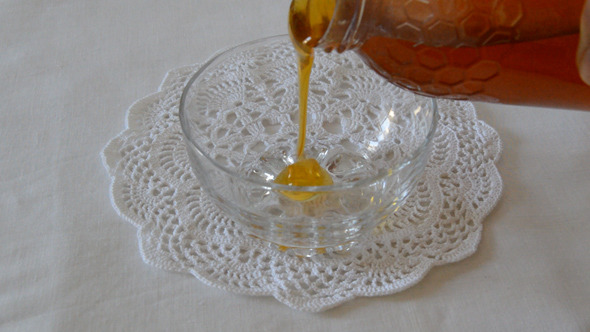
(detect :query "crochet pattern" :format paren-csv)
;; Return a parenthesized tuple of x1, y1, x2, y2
(102, 41, 502, 312)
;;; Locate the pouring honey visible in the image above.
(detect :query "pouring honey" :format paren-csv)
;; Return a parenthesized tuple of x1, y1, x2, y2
(277, 0, 590, 200)
(273, 0, 336, 201)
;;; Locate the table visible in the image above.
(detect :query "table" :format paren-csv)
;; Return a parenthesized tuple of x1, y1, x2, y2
(1, 1, 589, 330)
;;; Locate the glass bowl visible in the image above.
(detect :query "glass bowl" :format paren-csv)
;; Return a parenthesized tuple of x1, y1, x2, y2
(179, 35, 438, 256)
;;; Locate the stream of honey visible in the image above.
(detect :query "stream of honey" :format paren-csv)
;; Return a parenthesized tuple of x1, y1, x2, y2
(273, 0, 336, 201)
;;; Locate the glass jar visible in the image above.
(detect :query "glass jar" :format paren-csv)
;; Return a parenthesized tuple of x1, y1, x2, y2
(314, 0, 590, 109)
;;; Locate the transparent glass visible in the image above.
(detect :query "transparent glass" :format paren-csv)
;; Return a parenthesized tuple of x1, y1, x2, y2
(179, 35, 438, 256)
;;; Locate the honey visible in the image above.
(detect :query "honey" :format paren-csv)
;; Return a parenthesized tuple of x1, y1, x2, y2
(274, 158, 333, 201)
(278, 0, 590, 201)
(273, 0, 336, 200)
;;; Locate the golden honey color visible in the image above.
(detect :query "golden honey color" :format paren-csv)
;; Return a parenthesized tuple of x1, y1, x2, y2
(273, 0, 336, 201)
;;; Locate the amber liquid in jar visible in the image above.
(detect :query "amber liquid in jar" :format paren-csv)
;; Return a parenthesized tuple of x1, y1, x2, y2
(357, 0, 590, 109)
(359, 35, 590, 109)
(298, 0, 590, 109)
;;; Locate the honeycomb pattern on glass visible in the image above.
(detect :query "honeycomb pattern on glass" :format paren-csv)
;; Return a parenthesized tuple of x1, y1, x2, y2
(362, 0, 524, 98)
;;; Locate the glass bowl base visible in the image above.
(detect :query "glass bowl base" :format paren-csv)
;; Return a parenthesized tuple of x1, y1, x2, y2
(250, 234, 361, 257)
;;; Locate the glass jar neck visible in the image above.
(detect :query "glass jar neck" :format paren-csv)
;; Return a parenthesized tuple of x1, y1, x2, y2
(318, 0, 369, 52)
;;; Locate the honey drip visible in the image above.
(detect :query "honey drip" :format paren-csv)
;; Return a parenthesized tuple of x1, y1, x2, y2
(274, 0, 336, 201)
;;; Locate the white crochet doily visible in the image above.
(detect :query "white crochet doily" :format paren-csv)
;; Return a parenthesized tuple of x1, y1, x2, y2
(102, 43, 502, 312)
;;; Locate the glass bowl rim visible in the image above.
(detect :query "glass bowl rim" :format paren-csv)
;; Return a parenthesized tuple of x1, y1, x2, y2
(179, 34, 439, 193)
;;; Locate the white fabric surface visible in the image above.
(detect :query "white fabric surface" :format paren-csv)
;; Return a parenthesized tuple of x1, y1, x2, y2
(1, 0, 589, 330)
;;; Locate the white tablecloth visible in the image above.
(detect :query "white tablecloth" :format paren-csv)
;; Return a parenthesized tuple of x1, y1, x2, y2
(1, 1, 589, 330)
